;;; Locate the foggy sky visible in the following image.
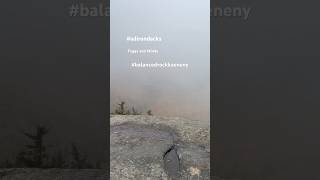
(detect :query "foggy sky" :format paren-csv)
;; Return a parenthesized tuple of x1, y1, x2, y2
(111, 0, 210, 122)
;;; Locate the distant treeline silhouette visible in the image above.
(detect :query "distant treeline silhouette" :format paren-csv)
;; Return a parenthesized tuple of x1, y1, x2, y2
(0, 125, 101, 169)
(112, 101, 153, 115)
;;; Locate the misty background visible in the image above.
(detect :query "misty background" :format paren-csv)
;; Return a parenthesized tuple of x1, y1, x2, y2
(0, 0, 108, 165)
(111, 0, 210, 122)
(213, 0, 320, 179)
(2, 0, 320, 179)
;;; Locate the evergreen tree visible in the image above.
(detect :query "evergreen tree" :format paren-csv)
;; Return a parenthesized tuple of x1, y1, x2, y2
(70, 143, 92, 169)
(147, 110, 153, 116)
(132, 107, 141, 115)
(115, 101, 126, 115)
(16, 125, 49, 168)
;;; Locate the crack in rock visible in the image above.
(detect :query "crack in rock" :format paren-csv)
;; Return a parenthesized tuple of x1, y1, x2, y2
(110, 115, 210, 180)
(163, 145, 180, 180)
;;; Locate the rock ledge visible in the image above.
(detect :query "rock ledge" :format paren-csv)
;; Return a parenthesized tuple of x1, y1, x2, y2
(110, 115, 210, 180)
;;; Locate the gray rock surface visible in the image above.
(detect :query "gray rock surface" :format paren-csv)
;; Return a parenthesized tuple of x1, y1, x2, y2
(110, 115, 210, 180)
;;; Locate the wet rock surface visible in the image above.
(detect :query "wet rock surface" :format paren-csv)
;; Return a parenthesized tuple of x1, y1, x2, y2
(110, 115, 210, 180)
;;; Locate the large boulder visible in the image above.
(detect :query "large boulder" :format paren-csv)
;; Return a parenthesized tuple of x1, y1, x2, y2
(110, 115, 210, 180)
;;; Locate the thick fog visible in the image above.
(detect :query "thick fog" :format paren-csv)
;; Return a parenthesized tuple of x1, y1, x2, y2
(111, 0, 210, 122)
(213, 0, 320, 179)
(0, 0, 108, 164)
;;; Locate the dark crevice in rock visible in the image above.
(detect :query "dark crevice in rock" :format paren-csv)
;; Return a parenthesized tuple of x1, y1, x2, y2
(163, 145, 180, 180)
(163, 145, 175, 159)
